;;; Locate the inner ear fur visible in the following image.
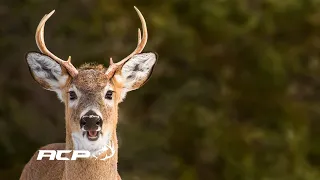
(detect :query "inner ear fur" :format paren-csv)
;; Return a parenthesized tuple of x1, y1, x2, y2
(25, 51, 71, 91)
(119, 52, 158, 91)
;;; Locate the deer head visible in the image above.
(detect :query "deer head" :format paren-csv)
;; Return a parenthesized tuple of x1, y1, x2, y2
(25, 7, 157, 156)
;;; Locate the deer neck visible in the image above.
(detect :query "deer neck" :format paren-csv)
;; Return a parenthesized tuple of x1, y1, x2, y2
(63, 120, 119, 180)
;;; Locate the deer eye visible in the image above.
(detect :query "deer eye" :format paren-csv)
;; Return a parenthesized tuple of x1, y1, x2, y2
(105, 90, 113, 100)
(69, 91, 77, 101)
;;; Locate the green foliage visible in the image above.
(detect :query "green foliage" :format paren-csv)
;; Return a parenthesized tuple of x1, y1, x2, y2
(1, 0, 320, 179)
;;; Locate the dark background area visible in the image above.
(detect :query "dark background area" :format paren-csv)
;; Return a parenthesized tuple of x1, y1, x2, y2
(1, 0, 320, 179)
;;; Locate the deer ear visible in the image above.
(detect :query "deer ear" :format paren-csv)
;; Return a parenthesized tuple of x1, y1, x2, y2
(26, 52, 70, 99)
(114, 52, 157, 100)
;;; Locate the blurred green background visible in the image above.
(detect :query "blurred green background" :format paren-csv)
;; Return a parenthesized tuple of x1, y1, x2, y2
(1, 0, 320, 179)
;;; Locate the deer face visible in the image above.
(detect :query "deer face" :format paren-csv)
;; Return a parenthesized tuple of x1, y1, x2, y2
(25, 7, 157, 153)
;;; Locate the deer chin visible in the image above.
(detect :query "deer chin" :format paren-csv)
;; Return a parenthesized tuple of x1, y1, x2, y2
(71, 130, 112, 154)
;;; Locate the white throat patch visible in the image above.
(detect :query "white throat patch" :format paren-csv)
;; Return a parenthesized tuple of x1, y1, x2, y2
(71, 131, 113, 157)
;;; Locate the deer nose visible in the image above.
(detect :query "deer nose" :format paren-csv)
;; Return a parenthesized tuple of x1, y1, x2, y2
(80, 110, 102, 131)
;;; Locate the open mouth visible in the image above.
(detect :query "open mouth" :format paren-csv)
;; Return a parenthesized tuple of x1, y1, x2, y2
(84, 130, 100, 141)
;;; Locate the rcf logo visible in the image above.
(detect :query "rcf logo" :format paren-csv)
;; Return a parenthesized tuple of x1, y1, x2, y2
(37, 145, 115, 161)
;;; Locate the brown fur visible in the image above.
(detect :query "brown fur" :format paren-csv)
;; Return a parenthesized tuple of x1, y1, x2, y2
(20, 143, 65, 180)
(21, 65, 123, 180)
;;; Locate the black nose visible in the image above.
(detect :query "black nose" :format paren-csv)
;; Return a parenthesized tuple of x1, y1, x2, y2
(80, 110, 102, 130)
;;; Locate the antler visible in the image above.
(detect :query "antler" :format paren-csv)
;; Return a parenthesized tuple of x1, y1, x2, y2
(105, 6, 148, 78)
(36, 10, 78, 77)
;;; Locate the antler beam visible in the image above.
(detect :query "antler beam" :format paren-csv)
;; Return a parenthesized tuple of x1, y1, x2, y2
(35, 10, 78, 77)
(105, 6, 148, 78)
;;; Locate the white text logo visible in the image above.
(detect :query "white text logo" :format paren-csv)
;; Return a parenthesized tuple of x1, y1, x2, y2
(37, 145, 115, 161)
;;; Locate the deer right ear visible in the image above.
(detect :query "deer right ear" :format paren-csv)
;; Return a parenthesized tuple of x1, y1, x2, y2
(26, 52, 70, 96)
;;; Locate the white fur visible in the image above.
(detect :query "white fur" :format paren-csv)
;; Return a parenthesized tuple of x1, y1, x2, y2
(71, 130, 112, 156)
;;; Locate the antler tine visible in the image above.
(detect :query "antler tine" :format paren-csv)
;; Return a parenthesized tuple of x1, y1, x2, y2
(35, 10, 78, 77)
(114, 6, 148, 66)
(105, 6, 148, 78)
(109, 57, 114, 65)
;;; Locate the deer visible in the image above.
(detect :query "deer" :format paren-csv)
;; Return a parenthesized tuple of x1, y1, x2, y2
(20, 6, 157, 180)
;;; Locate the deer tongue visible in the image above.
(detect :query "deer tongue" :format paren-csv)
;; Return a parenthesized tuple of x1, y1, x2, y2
(88, 131, 98, 137)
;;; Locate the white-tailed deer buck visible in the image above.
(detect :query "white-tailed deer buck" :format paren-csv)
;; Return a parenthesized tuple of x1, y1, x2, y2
(20, 7, 157, 180)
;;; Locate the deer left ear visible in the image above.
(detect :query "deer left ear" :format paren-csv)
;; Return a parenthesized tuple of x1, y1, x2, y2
(114, 52, 157, 97)
(26, 52, 71, 101)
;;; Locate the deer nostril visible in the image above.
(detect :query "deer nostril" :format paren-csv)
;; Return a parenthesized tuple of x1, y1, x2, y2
(80, 119, 86, 127)
(96, 119, 102, 126)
